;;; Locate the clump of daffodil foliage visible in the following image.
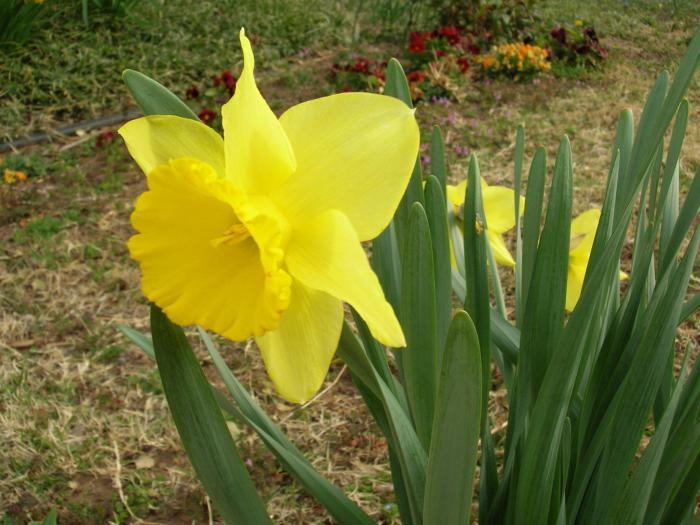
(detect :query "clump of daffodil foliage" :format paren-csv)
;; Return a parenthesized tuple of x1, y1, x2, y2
(120, 26, 700, 525)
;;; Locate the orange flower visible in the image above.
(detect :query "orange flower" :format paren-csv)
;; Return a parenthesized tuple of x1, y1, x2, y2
(482, 56, 495, 69)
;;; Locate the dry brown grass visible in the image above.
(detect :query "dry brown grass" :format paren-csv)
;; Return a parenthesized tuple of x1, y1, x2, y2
(1, 9, 699, 525)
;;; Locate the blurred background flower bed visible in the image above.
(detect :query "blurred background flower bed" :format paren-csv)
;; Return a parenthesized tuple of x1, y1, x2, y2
(1, 0, 699, 523)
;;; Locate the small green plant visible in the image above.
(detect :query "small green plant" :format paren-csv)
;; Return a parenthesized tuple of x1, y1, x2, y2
(0, 0, 48, 47)
(81, 0, 138, 28)
(11, 216, 62, 241)
(1, 153, 48, 179)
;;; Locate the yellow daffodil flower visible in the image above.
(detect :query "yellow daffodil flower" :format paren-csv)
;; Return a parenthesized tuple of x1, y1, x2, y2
(119, 29, 419, 403)
(446, 179, 524, 267)
(566, 209, 627, 311)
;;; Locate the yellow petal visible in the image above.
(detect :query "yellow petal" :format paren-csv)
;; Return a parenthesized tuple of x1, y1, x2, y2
(486, 229, 515, 267)
(118, 115, 226, 177)
(483, 185, 521, 234)
(570, 209, 600, 257)
(128, 158, 291, 340)
(446, 180, 466, 210)
(256, 280, 343, 403)
(571, 208, 600, 236)
(285, 209, 405, 347)
(566, 257, 587, 311)
(221, 29, 296, 194)
(272, 92, 419, 241)
(446, 180, 524, 234)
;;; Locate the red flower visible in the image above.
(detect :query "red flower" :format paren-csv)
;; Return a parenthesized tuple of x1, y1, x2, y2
(352, 57, 370, 74)
(372, 66, 386, 81)
(409, 32, 426, 54)
(406, 70, 426, 83)
(96, 130, 115, 148)
(221, 70, 237, 95)
(438, 26, 460, 45)
(198, 108, 216, 125)
(185, 85, 200, 100)
(457, 56, 470, 73)
(436, 50, 446, 57)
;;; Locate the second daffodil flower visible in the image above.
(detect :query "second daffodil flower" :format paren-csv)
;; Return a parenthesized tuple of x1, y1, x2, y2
(446, 178, 524, 267)
(567, 209, 628, 312)
(119, 29, 419, 403)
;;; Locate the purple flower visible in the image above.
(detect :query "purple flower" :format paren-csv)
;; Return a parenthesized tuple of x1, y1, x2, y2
(453, 145, 470, 157)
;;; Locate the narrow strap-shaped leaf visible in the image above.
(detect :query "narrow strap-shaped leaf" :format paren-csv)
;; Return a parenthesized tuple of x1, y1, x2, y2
(384, 58, 413, 107)
(611, 109, 634, 224)
(429, 126, 448, 194)
(644, 347, 700, 524)
(519, 147, 546, 319)
(516, 149, 637, 525)
(119, 325, 244, 421)
(351, 308, 409, 415)
(150, 305, 272, 525)
(654, 99, 686, 240)
(401, 202, 438, 451)
(122, 69, 198, 120)
(517, 137, 572, 423)
(384, 58, 423, 253)
(513, 125, 526, 325)
(659, 454, 700, 525)
(463, 154, 491, 413)
(623, 73, 668, 207)
(450, 270, 520, 365)
(661, 165, 700, 271)
(424, 176, 452, 358)
(118, 324, 154, 359)
(423, 311, 481, 525)
(489, 309, 520, 364)
(626, 26, 700, 211)
(570, 226, 700, 522)
(680, 293, 700, 322)
(462, 154, 497, 520)
(338, 323, 427, 525)
(350, 374, 414, 525)
(371, 221, 402, 315)
(614, 348, 691, 524)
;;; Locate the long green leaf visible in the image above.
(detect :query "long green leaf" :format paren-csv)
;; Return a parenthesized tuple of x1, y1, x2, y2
(614, 349, 691, 523)
(371, 221, 402, 315)
(401, 202, 438, 450)
(519, 147, 546, 319)
(150, 305, 272, 525)
(424, 176, 452, 358)
(429, 126, 448, 194)
(122, 69, 198, 120)
(513, 125, 525, 325)
(570, 226, 700, 522)
(384, 58, 423, 253)
(423, 311, 481, 525)
(337, 323, 427, 525)
(462, 154, 497, 521)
